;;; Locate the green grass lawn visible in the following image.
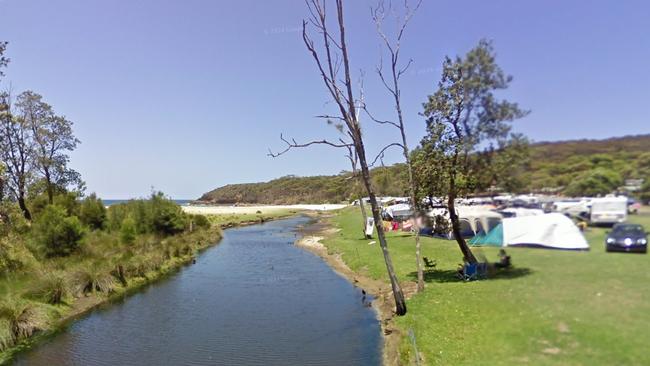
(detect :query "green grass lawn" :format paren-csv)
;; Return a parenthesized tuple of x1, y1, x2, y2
(323, 207, 650, 365)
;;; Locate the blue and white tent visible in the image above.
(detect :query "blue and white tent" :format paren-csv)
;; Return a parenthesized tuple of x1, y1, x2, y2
(471, 213, 589, 250)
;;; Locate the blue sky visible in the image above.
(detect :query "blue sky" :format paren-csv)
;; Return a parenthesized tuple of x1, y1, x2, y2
(1, 0, 648, 198)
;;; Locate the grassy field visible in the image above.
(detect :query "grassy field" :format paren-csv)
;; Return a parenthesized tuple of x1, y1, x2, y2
(323, 207, 650, 365)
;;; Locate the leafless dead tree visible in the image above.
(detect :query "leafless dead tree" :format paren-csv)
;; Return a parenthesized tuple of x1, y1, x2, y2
(269, 0, 407, 315)
(366, 0, 425, 292)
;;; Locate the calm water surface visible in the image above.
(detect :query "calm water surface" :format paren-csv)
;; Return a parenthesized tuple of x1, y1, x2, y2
(13, 216, 381, 365)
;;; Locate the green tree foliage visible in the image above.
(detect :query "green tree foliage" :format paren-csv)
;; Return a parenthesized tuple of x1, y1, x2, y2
(200, 165, 409, 205)
(32, 205, 84, 257)
(418, 40, 528, 263)
(150, 192, 186, 235)
(107, 192, 188, 237)
(18, 91, 81, 203)
(564, 168, 623, 197)
(119, 216, 137, 244)
(0, 235, 37, 275)
(190, 214, 210, 230)
(79, 193, 106, 230)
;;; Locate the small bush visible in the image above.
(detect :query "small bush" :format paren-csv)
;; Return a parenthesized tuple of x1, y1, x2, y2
(120, 216, 137, 244)
(53, 191, 81, 217)
(32, 205, 85, 257)
(79, 193, 106, 230)
(191, 214, 210, 229)
(150, 193, 187, 235)
(0, 235, 39, 275)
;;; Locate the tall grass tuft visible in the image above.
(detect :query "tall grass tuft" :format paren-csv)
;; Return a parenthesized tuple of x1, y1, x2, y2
(0, 318, 14, 352)
(26, 270, 71, 304)
(73, 265, 116, 295)
(0, 297, 45, 342)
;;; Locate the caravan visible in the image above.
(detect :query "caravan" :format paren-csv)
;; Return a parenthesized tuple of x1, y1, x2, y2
(590, 196, 627, 226)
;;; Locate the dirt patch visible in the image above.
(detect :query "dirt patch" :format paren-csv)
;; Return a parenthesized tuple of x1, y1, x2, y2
(296, 215, 416, 366)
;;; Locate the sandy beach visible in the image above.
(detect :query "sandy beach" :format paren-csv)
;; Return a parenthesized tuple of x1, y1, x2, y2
(182, 204, 347, 215)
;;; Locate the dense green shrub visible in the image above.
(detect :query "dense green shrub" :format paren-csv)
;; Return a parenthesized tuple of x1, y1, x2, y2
(564, 168, 623, 197)
(120, 216, 137, 244)
(79, 193, 106, 230)
(32, 205, 85, 257)
(53, 192, 81, 217)
(106, 192, 188, 236)
(191, 214, 210, 229)
(150, 192, 187, 235)
(0, 235, 39, 275)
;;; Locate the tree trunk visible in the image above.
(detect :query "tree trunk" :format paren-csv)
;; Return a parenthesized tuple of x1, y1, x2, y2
(356, 136, 407, 315)
(358, 194, 369, 237)
(405, 159, 425, 292)
(17, 193, 31, 221)
(447, 188, 477, 264)
(45, 168, 53, 204)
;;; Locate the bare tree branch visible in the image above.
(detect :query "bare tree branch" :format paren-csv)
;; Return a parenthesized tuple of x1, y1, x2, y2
(267, 133, 352, 158)
(368, 142, 404, 167)
(361, 104, 400, 129)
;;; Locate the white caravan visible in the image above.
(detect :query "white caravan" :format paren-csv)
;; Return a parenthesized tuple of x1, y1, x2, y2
(590, 196, 628, 225)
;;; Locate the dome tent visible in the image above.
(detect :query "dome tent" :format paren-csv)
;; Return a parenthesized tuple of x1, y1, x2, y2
(470, 213, 589, 250)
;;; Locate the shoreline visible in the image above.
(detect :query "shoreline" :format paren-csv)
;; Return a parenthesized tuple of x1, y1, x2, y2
(1, 214, 310, 364)
(1, 229, 222, 365)
(296, 213, 414, 366)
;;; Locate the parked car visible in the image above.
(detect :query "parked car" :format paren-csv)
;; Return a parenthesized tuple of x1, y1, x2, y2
(605, 224, 647, 253)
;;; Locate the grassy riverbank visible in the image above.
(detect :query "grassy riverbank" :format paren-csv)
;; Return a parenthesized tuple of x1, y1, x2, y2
(0, 203, 307, 364)
(0, 225, 222, 364)
(0, 193, 227, 364)
(322, 207, 650, 365)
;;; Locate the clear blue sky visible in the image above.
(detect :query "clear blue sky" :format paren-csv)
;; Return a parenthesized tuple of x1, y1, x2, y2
(1, 0, 648, 199)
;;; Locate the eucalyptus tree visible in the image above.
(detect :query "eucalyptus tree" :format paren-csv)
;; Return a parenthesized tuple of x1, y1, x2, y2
(17, 91, 80, 204)
(0, 93, 35, 220)
(0, 41, 8, 204)
(270, 0, 407, 315)
(420, 40, 529, 263)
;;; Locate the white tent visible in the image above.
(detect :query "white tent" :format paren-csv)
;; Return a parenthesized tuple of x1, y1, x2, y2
(500, 207, 545, 217)
(502, 213, 589, 250)
(383, 203, 413, 221)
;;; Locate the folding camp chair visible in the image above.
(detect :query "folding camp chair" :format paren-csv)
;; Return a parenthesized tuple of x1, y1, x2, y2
(477, 262, 488, 279)
(423, 257, 436, 269)
(462, 263, 478, 281)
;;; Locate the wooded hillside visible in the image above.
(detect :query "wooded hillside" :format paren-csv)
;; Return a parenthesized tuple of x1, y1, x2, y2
(198, 134, 650, 204)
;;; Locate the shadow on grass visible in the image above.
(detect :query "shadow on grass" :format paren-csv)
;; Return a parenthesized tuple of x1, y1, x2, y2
(408, 266, 533, 284)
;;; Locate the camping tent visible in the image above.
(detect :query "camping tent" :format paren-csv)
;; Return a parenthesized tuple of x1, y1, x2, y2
(383, 203, 413, 221)
(499, 207, 545, 218)
(425, 206, 502, 239)
(470, 213, 589, 250)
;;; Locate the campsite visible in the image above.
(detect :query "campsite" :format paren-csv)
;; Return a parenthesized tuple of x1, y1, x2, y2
(323, 205, 650, 365)
(2, 1, 650, 365)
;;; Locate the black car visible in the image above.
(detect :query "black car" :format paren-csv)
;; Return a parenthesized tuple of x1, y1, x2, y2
(606, 224, 647, 253)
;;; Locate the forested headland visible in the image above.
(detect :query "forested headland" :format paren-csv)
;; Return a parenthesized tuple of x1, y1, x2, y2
(199, 134, 650, 204)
